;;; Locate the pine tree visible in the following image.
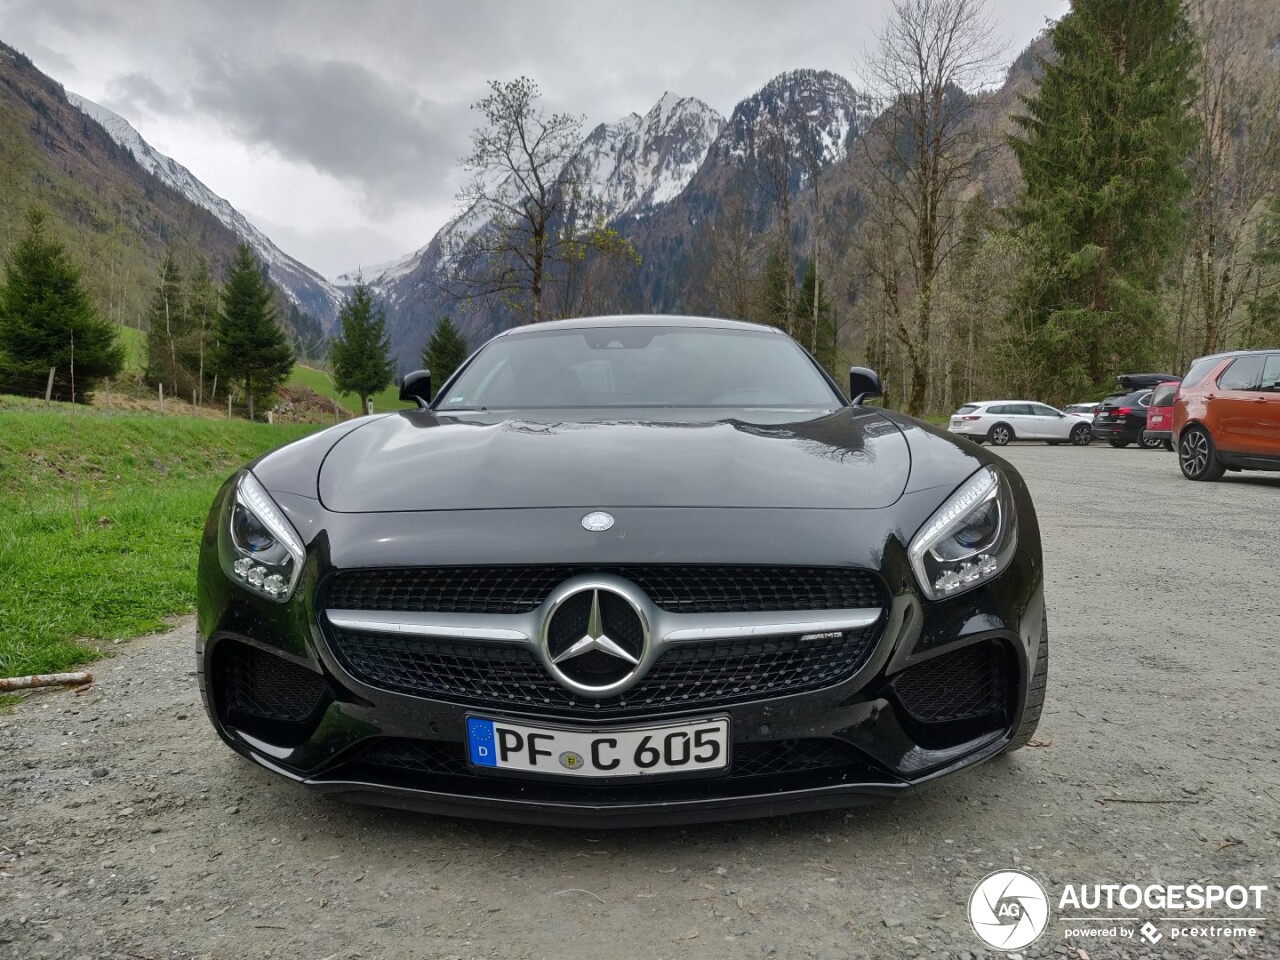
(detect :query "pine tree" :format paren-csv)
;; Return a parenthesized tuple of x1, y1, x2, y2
(145, 249, 188, 396)
(330, 279, 394, 412)
(0, 207, 123, 402)
(422, 316, 470, 397)
(1010, 0, 1199, 395)
(759, 249, 793, 331)
(214, 243, 293, 420)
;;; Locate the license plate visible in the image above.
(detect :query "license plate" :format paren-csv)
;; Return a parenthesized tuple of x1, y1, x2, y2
(465, 715, 730, 778)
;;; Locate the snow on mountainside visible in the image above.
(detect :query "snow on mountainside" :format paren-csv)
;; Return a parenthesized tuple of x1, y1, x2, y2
(342, 92, 722, 298)
(66, 93, 343, 328)
(713, 69, 878, 166)
(567, 93, 725, 223)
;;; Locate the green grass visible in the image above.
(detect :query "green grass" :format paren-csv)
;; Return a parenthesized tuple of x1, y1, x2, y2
(287, 364, 412, 414)
(0, 406, 321, 676)
(117, 324, 146, 375)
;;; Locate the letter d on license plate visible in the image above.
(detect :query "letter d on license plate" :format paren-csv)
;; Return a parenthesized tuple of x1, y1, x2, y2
(466, 715, 730, 778)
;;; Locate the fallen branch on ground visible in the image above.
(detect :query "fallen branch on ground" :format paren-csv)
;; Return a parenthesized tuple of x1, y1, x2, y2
(0, 671, 93, 692)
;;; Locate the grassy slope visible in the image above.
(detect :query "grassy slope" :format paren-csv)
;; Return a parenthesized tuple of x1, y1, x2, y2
(0, 406, 320, 676)
(288, 364, 412, 414)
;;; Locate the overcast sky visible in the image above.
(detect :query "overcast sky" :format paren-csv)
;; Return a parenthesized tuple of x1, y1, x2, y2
(1, 0, 1067, 278)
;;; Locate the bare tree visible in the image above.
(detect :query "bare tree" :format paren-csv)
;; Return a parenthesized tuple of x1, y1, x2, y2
(854, 0, 1003, 415)
(1174, 0, 1280, 365)
(447, 77, 586, 323)
(756, 115, 798, 336)
(696, 194, 761, 320)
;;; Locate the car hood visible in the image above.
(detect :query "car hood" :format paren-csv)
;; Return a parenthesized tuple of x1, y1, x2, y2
(316, 408, 910, 512)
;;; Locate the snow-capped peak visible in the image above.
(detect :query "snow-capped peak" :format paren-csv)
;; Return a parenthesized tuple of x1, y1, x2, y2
(716, 69, 878, 166)
(566, 92, 725, 222)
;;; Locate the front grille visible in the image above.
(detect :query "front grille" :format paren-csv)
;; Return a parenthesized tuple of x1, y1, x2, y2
(358, 737, 861, 780)
(892, 641, 1010, 724)
(325, 565, 885, 615)
(327, 626, 878, 716)
(218, 641, 327, 723)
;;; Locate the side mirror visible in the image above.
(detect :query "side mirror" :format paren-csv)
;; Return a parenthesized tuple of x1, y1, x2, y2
(399, 369, 432, 408)
(848, 366, 883, 406)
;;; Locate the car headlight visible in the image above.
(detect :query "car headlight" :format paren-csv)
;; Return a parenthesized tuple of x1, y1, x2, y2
(218, 472, 305, 602)
(908, 466, 1018, 601)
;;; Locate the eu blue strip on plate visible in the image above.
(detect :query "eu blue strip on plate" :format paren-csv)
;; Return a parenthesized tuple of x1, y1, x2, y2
(466, 717, 498, 766)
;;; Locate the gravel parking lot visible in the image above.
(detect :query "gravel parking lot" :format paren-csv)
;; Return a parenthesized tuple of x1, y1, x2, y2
(3, 444, 1278, 960)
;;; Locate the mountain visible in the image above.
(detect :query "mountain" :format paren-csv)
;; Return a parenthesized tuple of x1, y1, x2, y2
(66, 93, 343, 329)
(352, 91, 726, 366)
(617, 69, 880, 314)
(565, 92, 727, 223)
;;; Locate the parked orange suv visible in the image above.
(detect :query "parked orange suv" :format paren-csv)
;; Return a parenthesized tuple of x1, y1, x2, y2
(1173, 350, 1280, 481)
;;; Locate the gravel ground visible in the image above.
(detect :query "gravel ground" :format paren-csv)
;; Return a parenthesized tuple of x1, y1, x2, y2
(2, 444, 1278, 960)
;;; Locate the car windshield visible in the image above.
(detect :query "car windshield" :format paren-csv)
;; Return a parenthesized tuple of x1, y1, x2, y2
(438, 326, 842, 409)
(1151, 383, 1179, 406)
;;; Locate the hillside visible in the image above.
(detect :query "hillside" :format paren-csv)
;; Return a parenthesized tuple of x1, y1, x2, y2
(0, 41, 326, 359)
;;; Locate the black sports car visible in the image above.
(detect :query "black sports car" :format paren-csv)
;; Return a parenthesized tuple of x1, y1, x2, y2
(197, 315, 1047, 826)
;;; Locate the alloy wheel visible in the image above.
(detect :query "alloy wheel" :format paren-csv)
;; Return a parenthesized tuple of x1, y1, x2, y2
(1180, 429, 1210, 477)
(1070, 425, 1091, 446)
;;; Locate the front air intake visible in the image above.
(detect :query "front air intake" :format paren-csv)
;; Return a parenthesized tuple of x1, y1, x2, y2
(892, 640, 1012, 725)
(216, 640, 327, 730)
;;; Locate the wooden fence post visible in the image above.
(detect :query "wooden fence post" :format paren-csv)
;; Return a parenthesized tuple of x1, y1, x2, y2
(159, 382, 164, 414)
(44, 367, 56, 405)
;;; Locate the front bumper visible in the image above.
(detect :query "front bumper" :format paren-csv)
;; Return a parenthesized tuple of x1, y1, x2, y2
(1090, 418, 1146, 443)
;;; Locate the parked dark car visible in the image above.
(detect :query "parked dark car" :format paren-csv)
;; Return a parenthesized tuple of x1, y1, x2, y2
(1143, 381, 1180, 451)
(1174, 349, 1280, 480)
(1091, 374, 1181, 449)
(197, 315, 1047, 827)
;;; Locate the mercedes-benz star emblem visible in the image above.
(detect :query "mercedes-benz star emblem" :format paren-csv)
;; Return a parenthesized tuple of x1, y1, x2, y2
(540, 576, 651, 696)
(551, 589, 640, 667)
(581, 511, 614, 532)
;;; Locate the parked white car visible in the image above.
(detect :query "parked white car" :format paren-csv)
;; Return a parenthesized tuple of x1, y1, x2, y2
(948, 401, 1093, 447)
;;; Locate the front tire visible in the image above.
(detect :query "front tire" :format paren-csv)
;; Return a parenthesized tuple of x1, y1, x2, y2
(1069, 424, 1091, 446)
(1006, 611, 1048, 753)
(1109, 438, 1131, 448)
(987, 423, 1013, 446)
(1179, 425, 1226, 481)
(1140, 434, 1164, 450)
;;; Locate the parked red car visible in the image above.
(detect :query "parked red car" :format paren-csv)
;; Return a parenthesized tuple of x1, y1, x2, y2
(1143, 380, 1180, 451)
(1173, 349, 1280, 480)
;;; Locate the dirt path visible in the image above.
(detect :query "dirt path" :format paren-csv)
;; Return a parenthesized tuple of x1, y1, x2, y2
(3, 445, 1278, 959)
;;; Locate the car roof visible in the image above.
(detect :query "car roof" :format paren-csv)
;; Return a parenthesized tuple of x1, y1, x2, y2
(966, 400, 1050, 406)
(1188, 348, 1277, 364)
(496, 314, 778, 337)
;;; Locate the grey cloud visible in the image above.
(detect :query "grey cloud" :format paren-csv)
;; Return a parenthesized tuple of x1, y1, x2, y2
(105, 71, 181, 116)
(190, 52, 472, 211)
